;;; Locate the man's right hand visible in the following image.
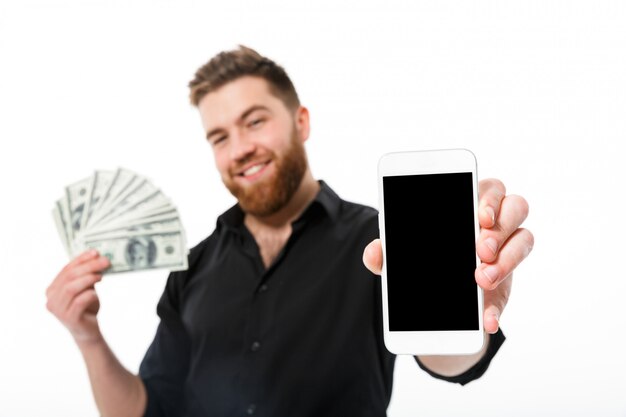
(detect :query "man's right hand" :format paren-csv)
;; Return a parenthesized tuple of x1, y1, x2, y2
(46, 249, 111, 346)
(46, 250, 147, 417)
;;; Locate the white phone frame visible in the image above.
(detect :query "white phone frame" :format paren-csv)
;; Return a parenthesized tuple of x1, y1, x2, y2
(377, 149, 484, 355)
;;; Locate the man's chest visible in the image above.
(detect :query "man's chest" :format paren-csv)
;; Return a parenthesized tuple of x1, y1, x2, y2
(252, 226, 292, 269)
(179, 233, 377, 357)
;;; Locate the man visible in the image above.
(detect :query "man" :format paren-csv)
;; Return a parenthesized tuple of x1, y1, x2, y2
(46, 46, 533, 417)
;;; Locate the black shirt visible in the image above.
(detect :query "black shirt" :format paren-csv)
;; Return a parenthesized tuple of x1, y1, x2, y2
(139, 181, 505, 417)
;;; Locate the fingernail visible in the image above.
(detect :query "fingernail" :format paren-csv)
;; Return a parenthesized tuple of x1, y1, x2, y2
(485, 206, 495, 224)
(491, 314, 500, 333)
(88, 249, 98, 256)
(482, 265, 499, 283)
(484, 237, 498, 255)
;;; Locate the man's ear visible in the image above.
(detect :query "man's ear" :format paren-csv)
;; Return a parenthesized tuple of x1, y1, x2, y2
(294, 106, 310, 143)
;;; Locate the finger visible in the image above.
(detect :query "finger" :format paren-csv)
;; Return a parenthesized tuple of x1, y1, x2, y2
(57, 273, 103, 315)
(484, 305, 501, 334)
(61, 249, 100, 275)
(478, 179, 506, 229)
(65, 288, 99, 328)
(47, 271, 101, 317)
(46, 249, 100, 296)
(363, 239, 383, 275)
(65, 256, 110, 281)
(60, 256, 110, 286)
(483, 274, 512, 334)
(47, 255, 109, 301)
(477, 194, 529, 263)
(476, 228, 534, 291)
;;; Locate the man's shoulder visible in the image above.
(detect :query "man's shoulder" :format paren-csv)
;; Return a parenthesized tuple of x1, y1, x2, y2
(332, 194, 379, 241)
(338, 197, 378, 222)
(185, 229, 221, 270)
(320, 180, 377, 218)
(316, 181, 378, 238)
(338, 194, 377, 213)
(161, 228, 221, 298)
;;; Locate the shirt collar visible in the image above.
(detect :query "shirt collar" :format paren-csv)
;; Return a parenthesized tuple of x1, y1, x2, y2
(217, 180, 341, 232)
(314, 180, 341, 222)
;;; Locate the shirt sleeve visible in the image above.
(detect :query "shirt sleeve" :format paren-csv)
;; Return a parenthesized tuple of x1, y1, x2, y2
(139, 270, 192, 417)
(414, 328, 506, 386)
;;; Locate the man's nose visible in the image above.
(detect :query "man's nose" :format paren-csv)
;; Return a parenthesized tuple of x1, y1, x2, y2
(229, 130, 256, 162)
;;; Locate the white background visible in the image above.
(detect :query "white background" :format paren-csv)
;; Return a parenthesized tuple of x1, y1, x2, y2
(1, 0, 625, 415)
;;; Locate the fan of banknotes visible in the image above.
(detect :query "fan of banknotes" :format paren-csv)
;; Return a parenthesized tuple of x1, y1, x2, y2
(52, 168, 189, 273)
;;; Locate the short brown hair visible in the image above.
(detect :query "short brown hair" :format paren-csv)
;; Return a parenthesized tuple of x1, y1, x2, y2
(188, 45, 301, 110)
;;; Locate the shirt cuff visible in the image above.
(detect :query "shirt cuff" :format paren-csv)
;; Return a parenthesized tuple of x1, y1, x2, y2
(413, 328, 506, 386)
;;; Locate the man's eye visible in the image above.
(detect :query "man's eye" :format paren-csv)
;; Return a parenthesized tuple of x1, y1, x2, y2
(248, 118, 264, 128)
(212, 135, 227, 145)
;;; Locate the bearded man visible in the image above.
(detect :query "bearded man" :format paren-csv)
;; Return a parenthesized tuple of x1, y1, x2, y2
(46, 46, 533, 417)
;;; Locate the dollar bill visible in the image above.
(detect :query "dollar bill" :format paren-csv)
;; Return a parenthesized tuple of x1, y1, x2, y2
(91, 182, 167, 227)
(83, 170, 115, 229)
(82, 206, 179, 236)
(65, 176, 93, 239)
(88, 168, 137, 226)
(53, 167, 188, 273)
(79, 231, 188, 273)
(52, 199, 71, 256)
(80, 217, 183, 241)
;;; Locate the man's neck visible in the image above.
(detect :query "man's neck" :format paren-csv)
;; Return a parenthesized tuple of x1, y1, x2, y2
(244, 170, 320, 234)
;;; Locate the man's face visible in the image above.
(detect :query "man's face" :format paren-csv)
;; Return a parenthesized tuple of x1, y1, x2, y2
(198, 76, 309, 216)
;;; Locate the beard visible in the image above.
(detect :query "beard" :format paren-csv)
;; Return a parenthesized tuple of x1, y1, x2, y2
(223, 128, 308, 217)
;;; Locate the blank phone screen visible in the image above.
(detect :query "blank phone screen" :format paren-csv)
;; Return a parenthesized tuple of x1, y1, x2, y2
(383, 172, 479, 331)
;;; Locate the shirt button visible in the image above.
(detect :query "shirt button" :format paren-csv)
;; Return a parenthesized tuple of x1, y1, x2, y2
(251, 341, 261, 352)
(259, 284, 268, 293)
(246, 403, 257, 415)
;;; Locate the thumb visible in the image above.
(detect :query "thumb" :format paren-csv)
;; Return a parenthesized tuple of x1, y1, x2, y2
(483, 304, 501, 334)
(363, 239, 383, 275)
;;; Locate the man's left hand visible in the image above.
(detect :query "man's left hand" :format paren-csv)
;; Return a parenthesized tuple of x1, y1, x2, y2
(363, 178, 534, 334)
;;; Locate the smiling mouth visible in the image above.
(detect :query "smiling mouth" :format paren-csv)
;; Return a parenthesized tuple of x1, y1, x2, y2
(237, 161, 271, 179)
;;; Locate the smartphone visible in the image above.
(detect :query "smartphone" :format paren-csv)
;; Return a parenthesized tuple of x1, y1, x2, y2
(377, 149, 484, 355)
